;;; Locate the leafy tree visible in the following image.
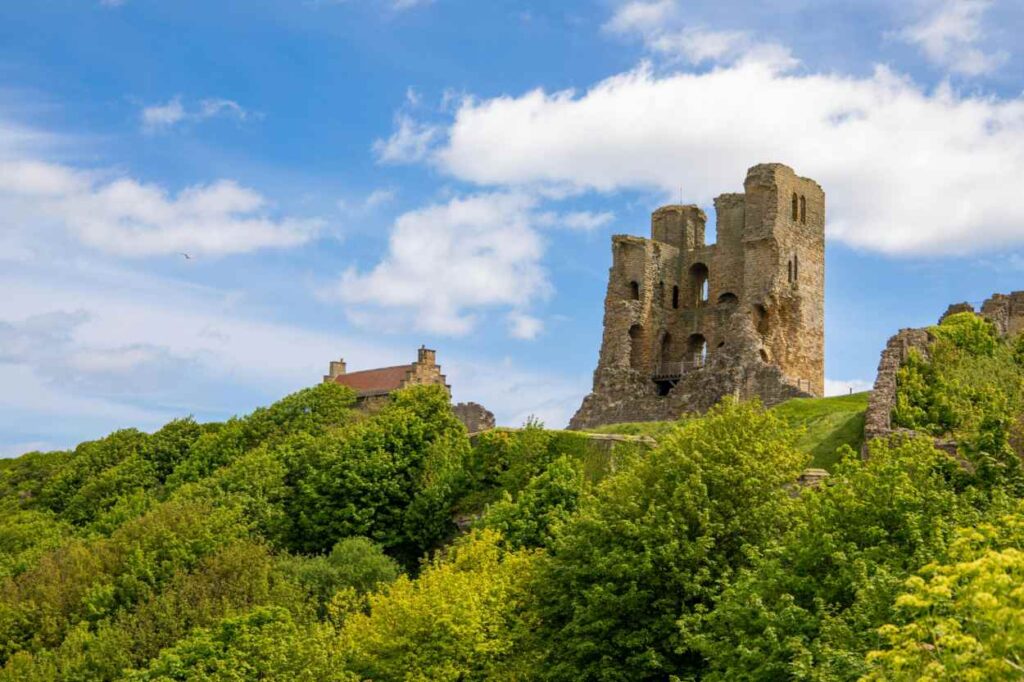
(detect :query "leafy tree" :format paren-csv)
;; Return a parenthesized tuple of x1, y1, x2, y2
(694, 436, 988, 681)
(281, 536, 400, 616)
(530, 399, 808, 681)
(280, 385, 469, 560)
(338, 530, 539, 681)
(865, 503, 1024, 680)
(127, 607, 349, 681)
(477, 454, 586, 549)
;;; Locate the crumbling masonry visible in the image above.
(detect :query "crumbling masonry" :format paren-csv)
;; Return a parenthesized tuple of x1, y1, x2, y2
(570, 163, 825, 429)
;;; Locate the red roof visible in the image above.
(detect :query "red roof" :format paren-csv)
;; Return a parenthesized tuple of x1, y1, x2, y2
(331, 365, 412, 396)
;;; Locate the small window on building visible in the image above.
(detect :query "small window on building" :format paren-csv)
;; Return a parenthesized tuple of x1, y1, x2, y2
(629, 324, 644, 370)
(788, 260, 793, 283)
(689, 263, 709, 307)
(672, 285, 680, 309)
(630, 281, 640, 300)
(793, 253, 799, 282)
(717, 292, 738, 305)
(792, 193, 799, 221)
(800, 195, 807, 224)
(688, 333, 707, 369)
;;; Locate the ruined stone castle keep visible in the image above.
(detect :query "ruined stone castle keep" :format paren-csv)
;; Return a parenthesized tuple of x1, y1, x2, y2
(570, 163, 825, 429)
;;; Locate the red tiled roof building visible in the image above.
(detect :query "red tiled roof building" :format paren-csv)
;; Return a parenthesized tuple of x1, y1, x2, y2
(323, 346, 450, 401)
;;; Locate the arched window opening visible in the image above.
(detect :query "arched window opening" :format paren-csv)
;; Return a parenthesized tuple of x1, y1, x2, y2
(717, 292, 738, 305)
(759, 348, 770, 363)
(799, 195, 807, 224)
(689, 263, 709, 307)
(792, 193, 799, 221)
(672, 285, 680, 309)
(629, 325, 644, 371)
(687, 333, 708, 369)
(629, 281, 640, 300)
(793, 253, 799, 282)
(752, 304, 769, 337)
(788, 260, 793, 283)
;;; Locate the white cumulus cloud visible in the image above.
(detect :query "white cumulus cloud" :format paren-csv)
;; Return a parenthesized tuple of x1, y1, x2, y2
(0, 160, 322, 258)
(431, 60, 1024, 257)
(325, 192, 551, 336)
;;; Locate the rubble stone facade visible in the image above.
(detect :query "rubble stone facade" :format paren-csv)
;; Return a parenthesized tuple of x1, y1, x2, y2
(570, 163, 825, 429)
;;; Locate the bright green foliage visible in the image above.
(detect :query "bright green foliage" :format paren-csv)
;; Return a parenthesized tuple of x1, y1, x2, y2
(464, 425, 592, 507)
(893, 312, 1024, 490)
(477, 455, 586, 549)
(127, 607, 350, 682)
(338, 530, 539, 681)
(531, 399, 808, 680)
(0, 510, 71, 579)
(281, 536, 400, 616)
(695, 436, 986, 681)
(280, 384, 469, 560)
(864, 504, 1024, 681)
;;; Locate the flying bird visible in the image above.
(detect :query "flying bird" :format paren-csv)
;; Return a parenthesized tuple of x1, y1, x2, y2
(180, 253, 193, 260)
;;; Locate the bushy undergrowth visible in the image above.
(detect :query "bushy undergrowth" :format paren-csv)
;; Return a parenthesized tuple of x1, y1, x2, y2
(1, 336, 1024, 680)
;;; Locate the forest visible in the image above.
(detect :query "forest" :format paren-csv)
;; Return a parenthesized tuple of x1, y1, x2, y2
(1, 311, 1023, 680)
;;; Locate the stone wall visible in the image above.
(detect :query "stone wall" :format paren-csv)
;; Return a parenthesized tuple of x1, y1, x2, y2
(570, 163, 824, 430)
(453, 402, 496, 434)
(863, 291, 1024, 455)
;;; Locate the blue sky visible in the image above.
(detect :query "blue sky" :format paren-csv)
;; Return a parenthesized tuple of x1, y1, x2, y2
(2, 0, 1024, 455)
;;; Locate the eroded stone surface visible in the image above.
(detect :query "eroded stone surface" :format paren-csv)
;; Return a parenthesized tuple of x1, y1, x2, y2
(453, 402, 496, 434)
(570, 163, 824, 429)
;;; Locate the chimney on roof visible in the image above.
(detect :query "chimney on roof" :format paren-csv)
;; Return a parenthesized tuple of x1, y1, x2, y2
(324, 358, 347, 383)
(417, 345, 437, 367)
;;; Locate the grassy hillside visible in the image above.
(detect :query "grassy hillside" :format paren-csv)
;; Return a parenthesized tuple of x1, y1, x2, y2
(1, 311, 1023, 682)
(586, 392, 870, 471)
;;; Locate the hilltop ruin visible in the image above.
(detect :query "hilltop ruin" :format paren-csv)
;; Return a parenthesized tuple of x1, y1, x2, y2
(570, 163, 825, 429)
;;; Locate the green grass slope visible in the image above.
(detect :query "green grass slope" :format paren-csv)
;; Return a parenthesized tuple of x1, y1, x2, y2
(586, 392, 870, 471)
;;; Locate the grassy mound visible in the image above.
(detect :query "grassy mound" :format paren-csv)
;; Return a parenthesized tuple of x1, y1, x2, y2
(585, 392, 870, 471)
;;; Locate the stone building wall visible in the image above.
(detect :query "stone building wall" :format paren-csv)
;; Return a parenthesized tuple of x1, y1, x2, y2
(571, 163, 825, 430)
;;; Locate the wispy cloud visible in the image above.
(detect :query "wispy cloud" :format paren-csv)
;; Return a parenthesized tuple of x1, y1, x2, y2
(898, 0, 1008, 75)
(373, 113, 441, 164)
(604, 0, 797, 70)
(141, 96, 253, 133)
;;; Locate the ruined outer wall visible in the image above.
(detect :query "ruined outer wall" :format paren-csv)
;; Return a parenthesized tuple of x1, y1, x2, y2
(864, 291, 1024, 447)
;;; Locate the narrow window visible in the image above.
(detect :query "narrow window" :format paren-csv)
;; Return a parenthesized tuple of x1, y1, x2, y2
(672, 285, 679, 309)
(793, 254, 799, 282)
(792, 193, 799, 221)
(689, 263, 709, 307)
(800, 195, 807, 224)
(788, 260, 793, 283)
(630, 281, 640, 300)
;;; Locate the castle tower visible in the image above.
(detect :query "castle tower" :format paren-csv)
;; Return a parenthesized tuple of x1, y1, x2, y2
(569, 163, 825, 429)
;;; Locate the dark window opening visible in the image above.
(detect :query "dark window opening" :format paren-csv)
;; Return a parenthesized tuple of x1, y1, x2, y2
(687, 333, 707, 369)
(655, 380, 675, 397)
(792, 193, 799, 221)
(788, 260, 793, 283)
(718, 292, 738, 305)
(689, 263, 709, 307)
(799, 195, 807, 224)
(630, 281, 640, 300)
(629, 324, 644, 370)
(753, 304, 769, 337)
(794, 253, 799, 281)
(759, 348, 770, 363)
(672, 285, 680, 309)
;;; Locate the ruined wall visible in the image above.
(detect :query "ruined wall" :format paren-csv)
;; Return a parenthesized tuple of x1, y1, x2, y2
(864, 291, 1024, 450)
(570, 163, 824, 430)
(453, 402, 496, 433)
